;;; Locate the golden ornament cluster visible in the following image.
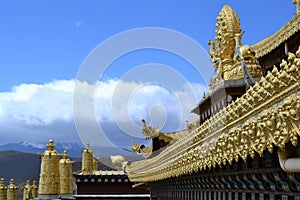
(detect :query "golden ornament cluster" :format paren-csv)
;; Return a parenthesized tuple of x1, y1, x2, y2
(38, 139, 74, 196)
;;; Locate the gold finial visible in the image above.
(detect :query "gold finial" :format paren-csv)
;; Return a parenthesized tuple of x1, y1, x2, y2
(62, 150, 68, 159)
(0, 178, 4, 186)
(59, 151, 75, 196)
(32, 180, 37, 187)
(31, 180, 38, 198)
(38, 139, 61, 196)
(82, 143, 94, 175)
(132, 139, 141, 153)
(23, 180, 31, 200)
(93, 155, 98, 171)
(0, 178, 6, 200)
(47, 138, 55, 151)
(7, 179, 17, 200)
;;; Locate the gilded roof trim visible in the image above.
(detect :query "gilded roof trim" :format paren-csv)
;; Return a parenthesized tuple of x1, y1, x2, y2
(126, 49, 300, 182)
(252, 14, 300, 58)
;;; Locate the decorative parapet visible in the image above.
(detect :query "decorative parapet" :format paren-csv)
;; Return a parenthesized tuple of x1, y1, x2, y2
(252, 14, 300, 58)
(126, 47, 300, 182)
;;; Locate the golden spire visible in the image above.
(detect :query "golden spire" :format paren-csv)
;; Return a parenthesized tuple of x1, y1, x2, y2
(23, 180, 31, 200)
(82, 142, 94, 175)
(38, 139, 61, 198)
(31, 180, 38, 199)
(209, 4, 262, 87)
(7, 179, 17, 200)
(46, 138, 55, 151)
(62, 150, 68, 159)
(0, 178, 7, 200)
(215, 5, 241, 64)
(93, 155, 98, 171)
(59, 150, 75, 197)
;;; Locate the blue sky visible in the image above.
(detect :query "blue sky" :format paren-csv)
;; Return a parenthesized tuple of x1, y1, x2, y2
(0, 1, 295, 90)
(0, 1, 297, 155)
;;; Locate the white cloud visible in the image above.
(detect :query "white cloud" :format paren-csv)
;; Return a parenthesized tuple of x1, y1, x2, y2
(0, 79, 206, 139)
(0, 80, 74, 125)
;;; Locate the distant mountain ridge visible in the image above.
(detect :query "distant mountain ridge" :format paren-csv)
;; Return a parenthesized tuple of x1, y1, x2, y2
(0, 150, 41, 185)
(0, 141, 136, 158)
(0, 141, 84, 157)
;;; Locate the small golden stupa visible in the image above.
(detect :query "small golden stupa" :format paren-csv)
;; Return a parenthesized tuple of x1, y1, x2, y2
(37, 139, 62, 199)
(93, 155, 98, 171)
(31, 180, 38, 198)
(81, 142, 94, 175)
(7, 179, 17, 200)
(0, 178, 7, 200)
(23, 180, 31, 200)
(59, 150, 75, 198)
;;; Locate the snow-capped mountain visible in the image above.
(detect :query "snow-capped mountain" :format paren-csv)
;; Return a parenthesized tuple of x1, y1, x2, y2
(0, 141, 84, 157)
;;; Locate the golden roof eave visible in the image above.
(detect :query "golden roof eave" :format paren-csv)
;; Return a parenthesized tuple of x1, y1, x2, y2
(126, 48, 300, 183)
(252, 14, 300, 58)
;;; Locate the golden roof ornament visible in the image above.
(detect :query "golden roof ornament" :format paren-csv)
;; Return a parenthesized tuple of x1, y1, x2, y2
(23, 180, 31, 200)
(142, 119, 160, 139)
(59, 150, 75, 197)
(131, 119, 174, 158)
(208, 5, 262, 89)
(81, 142, 94, 175)
(215, 5, 241, 64)
(46, 138, 55, 151)
(131, 139, 153, 158)
(86, 142, 90, 150)
(125, 45, 300, 182)
(38, 139, 61, 198)
(0, 178, 7, 200)
(111, 155, 128, 170)
(208, 5, 241, 84)
(7, 179, 17, 200)
(93, 155, 98, 171)
(62, 149, 68, 159)
(31, 180, 38, 199)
